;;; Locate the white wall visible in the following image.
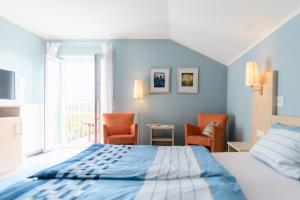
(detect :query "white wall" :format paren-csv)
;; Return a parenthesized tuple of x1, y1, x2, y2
(21, 104, 43, 155)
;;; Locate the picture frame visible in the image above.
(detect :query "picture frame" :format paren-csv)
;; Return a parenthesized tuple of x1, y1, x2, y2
(177, 67, 199, 93)
(150, 68, 170, 93)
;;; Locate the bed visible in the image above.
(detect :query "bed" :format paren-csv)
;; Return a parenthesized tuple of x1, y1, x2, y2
(213, 114, 300, 200)
(213, 152, 300, 200)
(1, 115, 299, 200)
(1, 144, 299, 200)
(0, 145, 246, 200)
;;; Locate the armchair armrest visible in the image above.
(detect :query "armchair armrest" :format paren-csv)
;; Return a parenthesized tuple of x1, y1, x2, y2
(185, 123, 202, 137)
(130, 124, 138, 136)
(185, 123, 202, 145)
(130, 124, 138, 145)
(211, 127, 226, 152)
(103, 124, 109, 144)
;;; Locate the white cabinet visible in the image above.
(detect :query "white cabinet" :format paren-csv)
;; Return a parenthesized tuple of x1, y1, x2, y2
(0, 106, 22, 174)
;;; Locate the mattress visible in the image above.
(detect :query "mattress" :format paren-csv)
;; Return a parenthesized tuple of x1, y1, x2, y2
(213, 152, 300, 200)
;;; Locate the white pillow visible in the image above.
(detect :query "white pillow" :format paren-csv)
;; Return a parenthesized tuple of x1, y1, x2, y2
(202, 122, 220, 137)
(250, 123, 300, 180)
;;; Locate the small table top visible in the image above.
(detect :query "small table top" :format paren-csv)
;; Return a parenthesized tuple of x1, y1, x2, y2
(227, 141, 253, 152)
(147, 123, 175, 130)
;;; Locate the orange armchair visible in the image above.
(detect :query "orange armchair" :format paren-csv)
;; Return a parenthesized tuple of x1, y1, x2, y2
(103, 112, 138, 145)
(185, 113, 228, 152)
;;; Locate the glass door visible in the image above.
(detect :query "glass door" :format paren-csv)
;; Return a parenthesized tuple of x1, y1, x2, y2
(61, 56, 95, 146)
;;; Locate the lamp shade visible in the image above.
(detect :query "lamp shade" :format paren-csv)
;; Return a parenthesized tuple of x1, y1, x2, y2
(245, 61, 260, 86)
(133, 80, 144, 99)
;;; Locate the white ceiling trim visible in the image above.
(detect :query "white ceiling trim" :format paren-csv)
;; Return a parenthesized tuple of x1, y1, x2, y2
(227, 7, 300, 65)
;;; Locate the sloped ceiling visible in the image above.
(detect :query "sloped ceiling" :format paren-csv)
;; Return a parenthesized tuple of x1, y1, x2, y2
(1, 0, 300, 64)
(168, 0, 300, 64)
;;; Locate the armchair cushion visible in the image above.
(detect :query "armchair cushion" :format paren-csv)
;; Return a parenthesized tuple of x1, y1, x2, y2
(106, 125, 131, 135)
(186, 135, 211, 147)
(107, 135, 136, 145)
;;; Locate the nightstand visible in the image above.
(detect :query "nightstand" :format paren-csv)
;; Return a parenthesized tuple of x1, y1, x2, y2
(147, 124, 175, 146)
(227, 142, 253, 152)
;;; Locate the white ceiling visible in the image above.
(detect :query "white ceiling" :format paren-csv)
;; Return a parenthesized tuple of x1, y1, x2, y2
(1, 0, 300, 64)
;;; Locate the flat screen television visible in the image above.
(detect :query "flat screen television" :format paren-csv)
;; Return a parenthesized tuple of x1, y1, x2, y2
(0, 69, 15, 100)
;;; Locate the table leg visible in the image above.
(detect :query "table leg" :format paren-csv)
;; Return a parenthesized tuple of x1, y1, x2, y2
(172, 129, 174, 146)
(150, 129, 152, 145)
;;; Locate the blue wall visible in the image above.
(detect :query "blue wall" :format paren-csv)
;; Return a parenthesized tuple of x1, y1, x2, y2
(59, 40, 228, 145)
(4, 11, 300, 145)
(0, 17, 45, 103)
(5, 11, 300, 144)
(227, 13, 300, 141)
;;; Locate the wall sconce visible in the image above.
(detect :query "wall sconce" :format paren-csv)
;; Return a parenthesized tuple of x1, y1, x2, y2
(245, 61, 263, 95)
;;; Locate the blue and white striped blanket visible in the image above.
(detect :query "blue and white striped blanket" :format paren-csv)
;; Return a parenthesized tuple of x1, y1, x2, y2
(0, 177, 244, 200)
(31, 144, 232, 180)
(0, 145, 246, 200)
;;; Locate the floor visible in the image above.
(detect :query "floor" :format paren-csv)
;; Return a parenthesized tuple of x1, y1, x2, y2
(0, 146, 85, 192)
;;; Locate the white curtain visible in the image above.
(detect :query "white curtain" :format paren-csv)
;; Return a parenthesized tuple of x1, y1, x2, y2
(101, 43, 114, 113)
(95, 42, 114, 143)
(44, 42, 62, 150)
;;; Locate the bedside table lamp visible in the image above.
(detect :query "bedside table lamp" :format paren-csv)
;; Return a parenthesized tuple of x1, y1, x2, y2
(133, 80, 144, 144)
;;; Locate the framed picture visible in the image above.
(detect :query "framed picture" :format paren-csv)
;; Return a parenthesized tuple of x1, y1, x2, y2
(177, 67, 199, 93)
(150, 68, 170, 93)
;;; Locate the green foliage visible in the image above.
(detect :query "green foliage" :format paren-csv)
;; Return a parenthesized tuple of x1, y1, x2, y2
(65, 103, 95, 142)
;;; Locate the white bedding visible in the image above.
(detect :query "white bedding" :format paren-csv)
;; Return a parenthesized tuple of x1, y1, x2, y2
(213, 152, 300, 200)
